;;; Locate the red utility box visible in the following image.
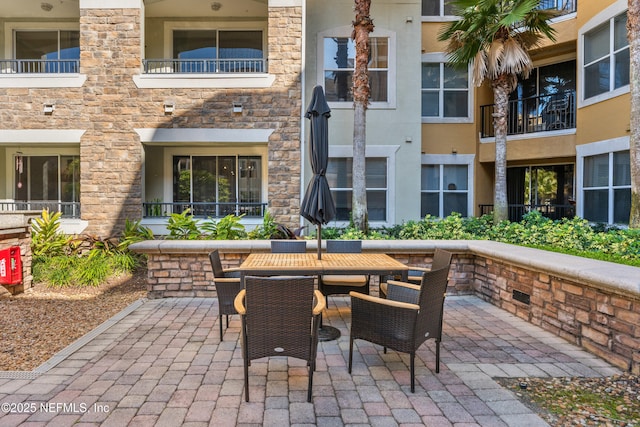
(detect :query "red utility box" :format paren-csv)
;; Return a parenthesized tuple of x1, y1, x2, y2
(0, 246, 22, 285)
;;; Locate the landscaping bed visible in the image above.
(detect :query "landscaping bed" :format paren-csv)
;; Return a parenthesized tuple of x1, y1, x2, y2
(0, 270, 147, 372)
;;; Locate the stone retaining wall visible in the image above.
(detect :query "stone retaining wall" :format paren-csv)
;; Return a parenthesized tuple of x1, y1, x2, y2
(130, 239, 640, 373)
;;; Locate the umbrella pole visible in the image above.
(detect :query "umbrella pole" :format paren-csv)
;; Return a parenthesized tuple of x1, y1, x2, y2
(317, 224, 321, 260)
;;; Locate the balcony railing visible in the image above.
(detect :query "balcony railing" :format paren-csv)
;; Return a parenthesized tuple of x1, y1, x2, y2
(143, 58, 266, 74)
(143, 202, 268, 218)
(480, 91, 576, 138)
(0, 59, 79, 74)
(538, 0, 576, 14)
(0, 201, 81, 218)
(479, 203, 575, 222)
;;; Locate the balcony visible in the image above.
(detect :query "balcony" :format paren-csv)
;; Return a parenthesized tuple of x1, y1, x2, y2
(0, 201, 81, 219)
(143, 201, 268, 218)
(538, 0, 576, 15)
(480, 91, 576, 138)
(0, 59, 79, 74)
(143, 58, 266, 74)
(479, 203, 575, 222)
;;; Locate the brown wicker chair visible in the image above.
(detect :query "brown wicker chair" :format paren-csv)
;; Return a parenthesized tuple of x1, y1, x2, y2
(234, 275, 325, 402)
(270, 240, 307, 253)
(208, 250, 242, 341)
(348, 266, 450, 392)
(318, 240, 370, 299)
(380, 248, 452, 297)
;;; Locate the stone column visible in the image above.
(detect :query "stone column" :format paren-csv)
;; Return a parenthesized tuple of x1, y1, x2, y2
(79, 0, 143, 236)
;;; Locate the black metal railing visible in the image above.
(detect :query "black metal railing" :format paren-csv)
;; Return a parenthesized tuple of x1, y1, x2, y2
(0, 59, 79, 74)
(142, 202, 268, 218)
(479, 203, 576, 222)
(538, 0, 576, 14)
(480, 91, 576, 138)
(143, 58, 266, 74)
(0, 201, 81, 218)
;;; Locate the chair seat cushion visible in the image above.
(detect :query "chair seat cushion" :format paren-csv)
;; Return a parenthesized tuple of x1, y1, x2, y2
(321, 274, 368, 286)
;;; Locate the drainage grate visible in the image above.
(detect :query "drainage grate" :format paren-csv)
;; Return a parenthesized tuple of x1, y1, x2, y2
(513, 289, 531, 305)
(0, 371, 41, 380)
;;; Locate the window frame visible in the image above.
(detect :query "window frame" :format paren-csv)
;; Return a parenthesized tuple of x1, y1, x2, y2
(420, 154, 474, 218)
(421, 53, 473, 123)
(421, 0, 458, 21)
(317, 26, 396, 110)
(326, 145, 398, 226)
(576, 136, 630, 225)
(578, 0, 629, 107)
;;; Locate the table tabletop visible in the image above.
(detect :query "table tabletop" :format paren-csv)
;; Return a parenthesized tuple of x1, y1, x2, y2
(239, 252, 409, 279)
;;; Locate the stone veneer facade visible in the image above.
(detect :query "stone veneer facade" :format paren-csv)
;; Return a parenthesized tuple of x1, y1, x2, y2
(1, 3, 303, 237)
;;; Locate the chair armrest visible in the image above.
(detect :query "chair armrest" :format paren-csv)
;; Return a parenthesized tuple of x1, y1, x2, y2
(313, 290, 326, 315)
(349, 291, 419, 311)
(234, 289, 247, 314)
(215, 277, 241, 283)
(409, 266, 431, 274)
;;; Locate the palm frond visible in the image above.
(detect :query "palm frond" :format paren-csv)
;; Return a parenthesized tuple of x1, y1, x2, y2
(487, 39, 505, 79)
(472, 50, 488, 87)
(501, 38, 533, 77)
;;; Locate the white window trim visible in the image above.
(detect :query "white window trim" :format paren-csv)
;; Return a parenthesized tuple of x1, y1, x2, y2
(421, 52, 473, 123)
(576, 136, 630, 223)
(327, 145, 399, 226)
(317, 26, 396, 110)
(420, 0, 457, 19)
(578, 0, 629, 108)
(420, 154, 474, 218)
(1, 22, 85, 88)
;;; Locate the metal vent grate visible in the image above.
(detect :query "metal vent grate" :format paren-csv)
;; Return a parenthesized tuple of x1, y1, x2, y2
(513, 289, 531, 305)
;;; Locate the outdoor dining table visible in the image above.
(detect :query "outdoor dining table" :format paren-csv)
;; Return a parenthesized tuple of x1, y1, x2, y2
(237, 252, 410, 341)
(238, 252, 409, 281)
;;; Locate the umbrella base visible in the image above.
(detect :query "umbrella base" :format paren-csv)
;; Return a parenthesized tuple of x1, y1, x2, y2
(318, 325, 341, 342)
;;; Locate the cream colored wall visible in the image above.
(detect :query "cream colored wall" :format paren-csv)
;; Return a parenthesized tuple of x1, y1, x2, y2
(305, 0, 422, 225)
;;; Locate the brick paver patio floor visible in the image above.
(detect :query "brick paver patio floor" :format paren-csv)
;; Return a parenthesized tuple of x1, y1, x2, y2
(0, 295, 621, 426)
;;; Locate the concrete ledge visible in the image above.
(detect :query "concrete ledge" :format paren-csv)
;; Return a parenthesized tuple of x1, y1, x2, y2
(130, 239, 639, 300)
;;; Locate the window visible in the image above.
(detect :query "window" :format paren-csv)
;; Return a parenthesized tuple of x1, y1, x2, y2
(323, 37, 389, 103)
(421, 164, 469, 217)
(582, 150, 630, 224)
(172, 155, 262, 217)
(326, 158, 387, 221)
(13, 155, 80, 216)
(422, 0, 455, 17)
(421, 61, 469, 119)
(172, 29, 263, 72)
(583, 11, 629, 100)
(13, 30, 79, 73)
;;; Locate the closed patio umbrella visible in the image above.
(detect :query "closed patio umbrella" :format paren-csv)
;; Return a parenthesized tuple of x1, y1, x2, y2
(300, 85, 336, 260)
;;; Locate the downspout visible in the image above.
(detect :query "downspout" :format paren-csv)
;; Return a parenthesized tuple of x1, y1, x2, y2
(299, 0, 307, 232)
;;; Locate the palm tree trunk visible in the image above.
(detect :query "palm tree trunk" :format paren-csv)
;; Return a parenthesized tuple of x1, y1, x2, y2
(492, 75, 511, 222)
(628, 0, 640, 228)
(352, 0, 374, 233)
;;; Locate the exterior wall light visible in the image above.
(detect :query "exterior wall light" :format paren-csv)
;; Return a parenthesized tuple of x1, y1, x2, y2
(43, 104, 55, 114)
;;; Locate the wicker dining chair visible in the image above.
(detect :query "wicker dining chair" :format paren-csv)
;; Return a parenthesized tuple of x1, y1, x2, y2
(348, 266, 450, 392)
(234, 275, 325, 402)
(380, 248, 452, 298)
(208, 250, 242, 341)
(318, 240, 370, 299)
(270, 240, 307, 253)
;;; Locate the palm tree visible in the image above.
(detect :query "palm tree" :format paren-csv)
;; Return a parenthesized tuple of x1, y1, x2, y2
(628, 0, 640, 228)
(352, 0, 374, 233)
(439, 0, 556, 222)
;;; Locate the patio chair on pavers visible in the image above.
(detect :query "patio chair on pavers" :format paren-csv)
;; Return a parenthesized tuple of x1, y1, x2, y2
(234, 275, 325, 402)
(209, 250, 242, 341)
(270, 240, 307, 253)
(318, 240, 370, 300)
(349, 266, 450, 392)
(379, 248, 452, 298)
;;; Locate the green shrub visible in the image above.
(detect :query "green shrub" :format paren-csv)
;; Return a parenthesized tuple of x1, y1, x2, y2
(166, 209, 201, 239)
(201, 214, 247, 240)
(31, 209, 71, 257)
